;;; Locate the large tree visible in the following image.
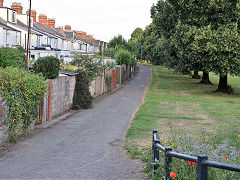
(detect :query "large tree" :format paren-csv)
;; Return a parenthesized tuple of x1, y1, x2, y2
(152, 0, 240, 92)
(130, 27, 144, 44)
(107, 35, 128, 50)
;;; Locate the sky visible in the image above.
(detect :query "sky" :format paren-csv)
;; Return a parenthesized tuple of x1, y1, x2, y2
(5, 0, 158, 42)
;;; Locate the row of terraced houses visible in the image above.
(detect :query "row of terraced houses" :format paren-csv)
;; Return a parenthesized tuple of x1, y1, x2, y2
(0, 0, 108, 62)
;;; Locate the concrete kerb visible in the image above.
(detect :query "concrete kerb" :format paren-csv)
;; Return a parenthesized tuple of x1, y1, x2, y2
(37, 68, 140, 129)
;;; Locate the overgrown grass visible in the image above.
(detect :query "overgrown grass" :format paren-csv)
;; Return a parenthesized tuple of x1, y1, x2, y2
(125, 66, 240, 179)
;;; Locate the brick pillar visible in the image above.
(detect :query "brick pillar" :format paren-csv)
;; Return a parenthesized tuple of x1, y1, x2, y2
(39, 99, 43, 124)
(47, 79, 52, 121)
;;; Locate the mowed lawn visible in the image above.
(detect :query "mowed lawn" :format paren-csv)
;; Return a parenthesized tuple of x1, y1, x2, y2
(125, 65, 240, 161)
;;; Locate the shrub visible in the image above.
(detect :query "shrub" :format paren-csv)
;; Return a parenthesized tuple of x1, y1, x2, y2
(60, 63, 78, 72)
(0, 46, 26, 68)
(32, 56, 60, 79)
(71, 54, 102, 80)
(72, 70, 94, 110)
(115, 49, 131, 66)
(105, 72, 112, 93)
(103, 47, 116, 57)
(0, 67, 46, 141)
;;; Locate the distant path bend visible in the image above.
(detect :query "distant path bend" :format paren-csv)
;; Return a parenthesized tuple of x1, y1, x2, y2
(0, 65, 152, 179)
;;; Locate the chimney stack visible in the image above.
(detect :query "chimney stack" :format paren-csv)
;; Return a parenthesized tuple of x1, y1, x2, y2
(48, 18, 55, 28)
(56, 26, 64, 32)
(0, 0, 4, 7)
(82, 32, 87, 39)
(65, 25, 71, 31)
(11, 2, 23, 14)
(26, 9, 37, 22)
(38, 14, 47, 26)
(76, 31, 83, 38)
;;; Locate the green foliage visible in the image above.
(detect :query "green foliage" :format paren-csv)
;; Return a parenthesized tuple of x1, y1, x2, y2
(0, 67, 46, 140)
(71, 54, 102, 80)
(149, 0, 240, 92)
(130, 27, 144, 43)
(60, 63, 78, 72)
(72, 69, 94, 110)
(125, 66, 240, 179)
(102, 61, 116, 70)
(103, 47, 116, 57)
(32, 56, 60, 79)
(108, 35, 128, 50)
(105, 72, 112, 93)
(0, 46, 26, 68)
(115, 49, 131, 66)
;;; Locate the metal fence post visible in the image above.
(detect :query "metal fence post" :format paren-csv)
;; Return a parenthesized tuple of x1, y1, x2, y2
(197, 155, 208, 180)
(164, 147, 172, 180)
(153, 131, 160, 172)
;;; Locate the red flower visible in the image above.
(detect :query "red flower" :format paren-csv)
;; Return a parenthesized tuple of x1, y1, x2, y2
(170, 172, 177, 179)
(188, 161, 197, 165)
(225, 156, 228, 159)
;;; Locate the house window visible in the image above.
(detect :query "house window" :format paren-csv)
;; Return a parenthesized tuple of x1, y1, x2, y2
(16, 35, 20, 45)
(37, 36, 41, 46)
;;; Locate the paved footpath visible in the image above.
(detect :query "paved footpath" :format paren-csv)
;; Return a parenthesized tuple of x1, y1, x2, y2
(0, 65, 151, 180)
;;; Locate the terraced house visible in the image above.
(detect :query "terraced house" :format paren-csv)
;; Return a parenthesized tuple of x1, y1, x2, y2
(0, 0, 107, 62)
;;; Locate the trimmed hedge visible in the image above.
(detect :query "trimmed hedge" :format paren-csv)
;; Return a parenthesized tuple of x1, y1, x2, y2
(115, 49, 131, 66)
(72, 70, 94, 110)
(32, 56, 60, 79)
(0, 46, 26, 68)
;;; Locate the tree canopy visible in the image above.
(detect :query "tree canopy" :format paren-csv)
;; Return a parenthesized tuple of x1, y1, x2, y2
(139, 0, 240, 93)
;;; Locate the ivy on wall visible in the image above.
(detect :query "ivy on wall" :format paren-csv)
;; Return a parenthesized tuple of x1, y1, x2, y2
(0, 67, 47, 141)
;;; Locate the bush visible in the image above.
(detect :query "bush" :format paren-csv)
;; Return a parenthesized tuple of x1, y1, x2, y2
(0, 46, 26, 68)
(115, 49, 131, 66)
(71, 54, 102, 80)
(103, 47, 116, 57)
(32, 56, 60, 79)
(105, 72, 112, 93)
(0, 67, 46, 141)
(60, 63, 78, 72)
(72, 70, 94, 110)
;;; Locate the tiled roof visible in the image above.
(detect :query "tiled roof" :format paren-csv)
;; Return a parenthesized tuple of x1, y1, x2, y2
(33, 22, 66, 39)
(0, 21, 20, 31)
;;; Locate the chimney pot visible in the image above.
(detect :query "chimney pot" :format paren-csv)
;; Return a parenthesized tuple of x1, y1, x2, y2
(38, 14, 47, 26)
(11, 2, 23, 14)
(65, 25, 71, 31)
(0, 0, 3, 7)
(47, 18, 55, 28)
(26, 9, 37, 22)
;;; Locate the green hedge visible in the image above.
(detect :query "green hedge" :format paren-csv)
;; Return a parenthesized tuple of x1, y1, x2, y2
(32, 56, 60, 79)
(115, 49, 131, 65)
(0, 46, 26, 68)
(72, 70, 94, 110)
(0, 67, 47, 141)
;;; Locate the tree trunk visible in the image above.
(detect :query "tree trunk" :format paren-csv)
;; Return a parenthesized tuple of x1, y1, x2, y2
(192, 71, 200, 79)
(200, 71, 212, 84)
(216, 74, 232, 94)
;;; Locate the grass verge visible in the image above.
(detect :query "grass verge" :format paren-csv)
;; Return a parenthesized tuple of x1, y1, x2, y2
(125, 66, 240, 179)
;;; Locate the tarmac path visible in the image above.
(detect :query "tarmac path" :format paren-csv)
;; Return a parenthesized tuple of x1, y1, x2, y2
(0, 65, 152, 180)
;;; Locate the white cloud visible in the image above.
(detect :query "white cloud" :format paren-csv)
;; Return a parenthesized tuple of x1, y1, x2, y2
(4, 0, 158, 42)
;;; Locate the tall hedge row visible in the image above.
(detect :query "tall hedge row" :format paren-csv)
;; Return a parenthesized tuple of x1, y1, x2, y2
(0, 67, 47, 141)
